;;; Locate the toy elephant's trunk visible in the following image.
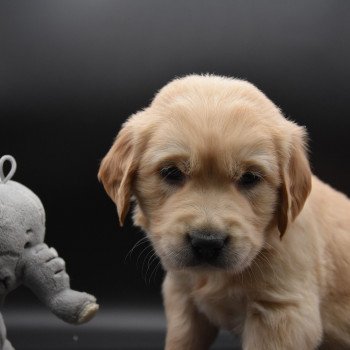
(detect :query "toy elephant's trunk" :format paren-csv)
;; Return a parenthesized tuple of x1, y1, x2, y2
(40, 289, 99, 325)
(17, 244, 99, 324)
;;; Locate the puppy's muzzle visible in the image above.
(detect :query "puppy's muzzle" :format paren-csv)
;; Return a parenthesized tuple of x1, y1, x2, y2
(188, 230, 228, 263)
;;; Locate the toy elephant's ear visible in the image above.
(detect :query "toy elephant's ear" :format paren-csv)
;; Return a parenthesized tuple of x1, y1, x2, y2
(98, 112, 150, 226)
(0, 155, 17, 184)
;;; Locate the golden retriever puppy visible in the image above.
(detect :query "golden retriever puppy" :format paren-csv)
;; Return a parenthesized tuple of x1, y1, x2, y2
(98, 75, 350, 350)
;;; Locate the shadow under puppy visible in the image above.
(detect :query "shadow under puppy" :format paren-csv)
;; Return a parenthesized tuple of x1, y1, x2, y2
(98, 75, 350, 350)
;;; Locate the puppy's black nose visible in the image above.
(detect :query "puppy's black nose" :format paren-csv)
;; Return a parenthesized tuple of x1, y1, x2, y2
(188, 231, 228, 261)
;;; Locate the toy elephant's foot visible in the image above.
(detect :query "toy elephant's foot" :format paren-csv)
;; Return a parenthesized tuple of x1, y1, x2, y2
(2, 339, 15, 350)
(0, 313, 14, 350)
(48, 290, 99, 324)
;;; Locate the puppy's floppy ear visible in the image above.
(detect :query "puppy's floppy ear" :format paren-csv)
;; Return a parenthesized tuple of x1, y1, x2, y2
(98, 115, 142, 226)
(277, 125, 312, 237)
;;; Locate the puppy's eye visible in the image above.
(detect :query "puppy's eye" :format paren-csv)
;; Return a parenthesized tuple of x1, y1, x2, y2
(238, 172, 262, 188)
(160, 166, 185, 185)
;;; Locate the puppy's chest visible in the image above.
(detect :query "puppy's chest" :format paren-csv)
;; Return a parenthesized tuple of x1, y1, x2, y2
(191, 277, 248, 333)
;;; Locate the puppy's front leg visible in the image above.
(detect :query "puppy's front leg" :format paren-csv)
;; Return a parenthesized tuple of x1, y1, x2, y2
(163, 274, 218, 350)
(242, 297, 323, 350)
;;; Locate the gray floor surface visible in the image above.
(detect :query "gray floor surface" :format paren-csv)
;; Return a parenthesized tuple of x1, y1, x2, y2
(3, 306, 241, 349)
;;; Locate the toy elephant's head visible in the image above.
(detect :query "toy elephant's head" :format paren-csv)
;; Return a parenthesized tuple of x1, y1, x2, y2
(0, 156, 46, 295)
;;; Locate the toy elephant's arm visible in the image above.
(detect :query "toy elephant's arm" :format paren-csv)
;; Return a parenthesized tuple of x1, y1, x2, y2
(17, 244, 98, 324)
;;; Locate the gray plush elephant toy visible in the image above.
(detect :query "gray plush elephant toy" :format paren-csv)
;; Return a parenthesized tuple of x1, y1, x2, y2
(0, 155, 99, 350)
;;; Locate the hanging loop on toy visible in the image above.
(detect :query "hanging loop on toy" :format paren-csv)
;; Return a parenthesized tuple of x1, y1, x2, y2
(0, 155, 17, 184)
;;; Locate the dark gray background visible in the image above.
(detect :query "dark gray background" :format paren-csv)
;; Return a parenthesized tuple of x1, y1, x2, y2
(0, 1, 349, 348)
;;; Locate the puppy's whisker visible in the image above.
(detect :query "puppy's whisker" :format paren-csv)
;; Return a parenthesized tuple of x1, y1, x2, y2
(136, 244, 153, 267)
(142, 248, 155, 276)
(165, 247, 189, 269)
(239, 254, 254, 286)
(146, 255, 161, 285)
(258, 251, 278, 281)
(142, 247, 158, 275)
(125, 236, 149, 262)
(263, 242, 283, 261)
(248, 266, 255, 286)
(144, 251, 158, 282)
(148, 252, 159, 269)
(251, 256, 265, 280)
(166, 250, 182, 267)
(149, 260, 162, 285)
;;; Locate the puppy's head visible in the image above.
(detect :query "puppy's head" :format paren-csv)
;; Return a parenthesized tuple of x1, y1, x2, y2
(99, 75, 311, 273)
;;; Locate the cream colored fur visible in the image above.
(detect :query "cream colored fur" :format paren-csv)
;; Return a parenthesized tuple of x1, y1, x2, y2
(99, 75, 350, 350)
